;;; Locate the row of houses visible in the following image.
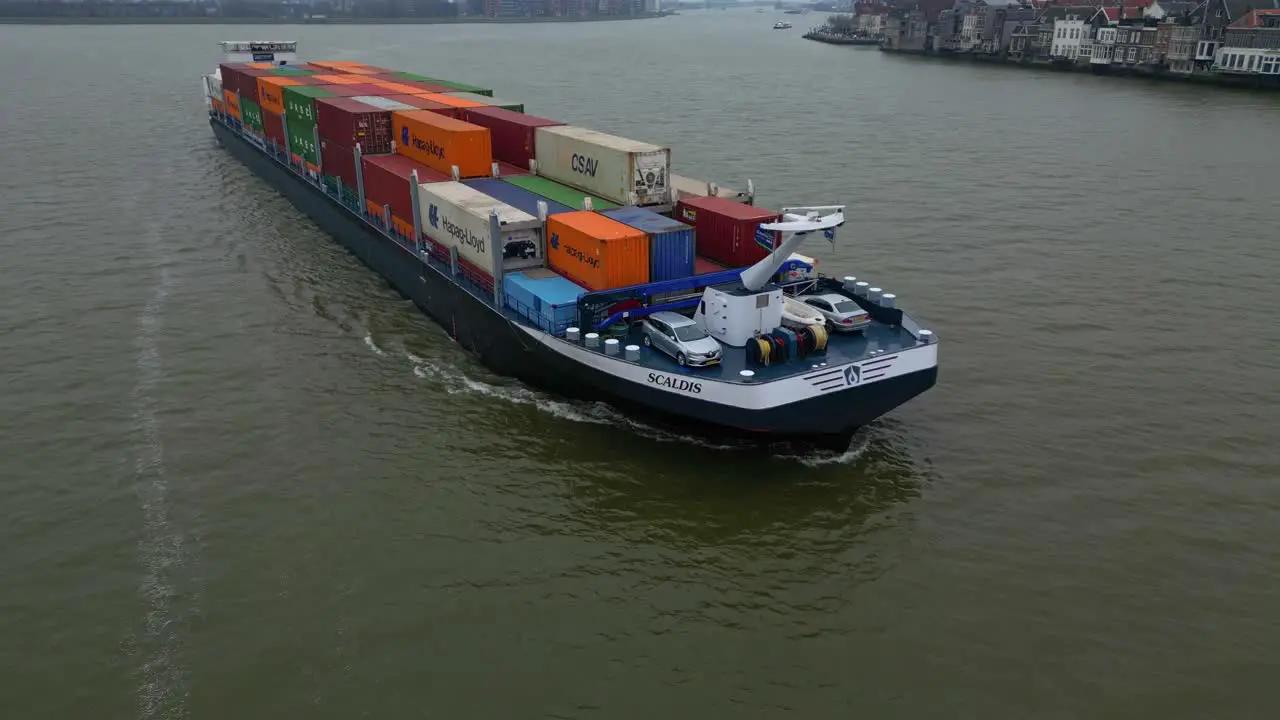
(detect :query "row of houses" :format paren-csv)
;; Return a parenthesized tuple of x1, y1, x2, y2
(876, 0, 1280, 79)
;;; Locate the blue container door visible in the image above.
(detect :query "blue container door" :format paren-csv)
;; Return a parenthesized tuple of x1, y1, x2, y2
(649, 228, 696, 282)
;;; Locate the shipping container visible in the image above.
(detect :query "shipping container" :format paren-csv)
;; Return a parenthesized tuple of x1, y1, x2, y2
(460, 107, 563, 171)
(316, 97, 393, 154)
(503, 269, 586, 334)
(545, 211, 650, 291)
(601, 207, 696, 283)
(269, 67, 315, 77)
(418, 93, 487, 110)
(442, 91, 524, 113)
(378, 94, 464, 117)
(223, 89, 242, 121)
(416, 181, 541, 275)
(364, 74, 450, 92)
(263, 109, 286, 150)
(533, 125, 671, 206)
(257, 76, 301, 116)
(674, 196, 780, 268)
(282, 85, 336, 124)
(370, 81, 427, 96)
(392, 72, 493, 96)
(392, 111, 493, 179)
(320, 139, 359, 195)
(492, 161, 529, 178)
(241, 97, 265, 135)
(219, 64, 271, 103)
(314, 83, 392, 98)
(464, 178, 575, 218)
(286, 114, 320, 167)
(312, 73, 364, 85)
(361, 154, 451, 228)
(349, 95, 417, 112)
(502, 175, 618, 211)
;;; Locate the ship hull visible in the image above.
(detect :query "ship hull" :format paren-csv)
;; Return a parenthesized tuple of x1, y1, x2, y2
(212, 118, 935, 450)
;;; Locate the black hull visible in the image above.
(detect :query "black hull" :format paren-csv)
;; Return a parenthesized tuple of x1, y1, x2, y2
(212, 119, 935, 449)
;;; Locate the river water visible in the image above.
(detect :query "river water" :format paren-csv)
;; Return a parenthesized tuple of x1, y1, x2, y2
(1, 11, 1278, 718)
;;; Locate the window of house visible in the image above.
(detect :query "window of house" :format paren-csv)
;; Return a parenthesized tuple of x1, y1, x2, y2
(1128, 47, 1137, 61)
(1264, 61, 1275, 73)
(1248, 54, 1257, 70)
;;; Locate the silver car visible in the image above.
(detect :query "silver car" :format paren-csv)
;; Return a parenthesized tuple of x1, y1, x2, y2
(798, 293, 872, 333)
(641, 311, 723, 367)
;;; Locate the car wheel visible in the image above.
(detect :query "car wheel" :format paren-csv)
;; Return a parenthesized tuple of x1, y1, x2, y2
(642, 335, 651, 347)
(677, 353, 687, 367)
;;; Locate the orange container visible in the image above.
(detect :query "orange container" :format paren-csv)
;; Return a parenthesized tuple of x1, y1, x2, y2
(308, 61, 357, 72)
(391, 110, 492, 178)
(223, 89, 242, 120)
(245, 62, 276, 69)
(372, 81, 424, 95)
(337, 66, 384, 76)
(418, 92, 487, 109)
(312, 73, 363, 85)
(211, 98, 226, 115)
(546, 211, 650, 291)
(364, 200, 415, 239)
(257, 76, 301, 116)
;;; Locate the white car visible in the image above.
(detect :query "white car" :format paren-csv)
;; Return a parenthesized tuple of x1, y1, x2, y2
(797, 293, 872, 333)
(641, 311, 723, 367)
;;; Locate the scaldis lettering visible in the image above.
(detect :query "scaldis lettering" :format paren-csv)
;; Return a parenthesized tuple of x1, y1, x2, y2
(646, 372, 702, 395)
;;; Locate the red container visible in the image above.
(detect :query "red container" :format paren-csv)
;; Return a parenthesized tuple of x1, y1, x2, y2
(674, 196, 780, 268)
(220, 64, 273, 102)
(379, 95, 464, 119)
(361, 154, 452, 225)
(262, 109, 286, 149)
(320, 139, 359, 192)
(313, 83, 388, 98)
(492, 161, 529, 178)
(316, 97, 393, 154)
(460, 107, 564, 171)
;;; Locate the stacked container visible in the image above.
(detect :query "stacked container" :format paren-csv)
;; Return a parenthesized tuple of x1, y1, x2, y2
(379, 95, 466, 118)
(241, 97, 265, 136)
(503, 270, 586, 335)
(460, 107, 563, 171)
(600, 207, 696, 283)
(442, 92, 524, 113)
(533, 125, 671, 207)
(391, 72, 493, 96)
(503, 175, 618, 212)
(674, 196, 780, 268)
(316, 97, 394, 154)
(392, 111, 493, 179)
(464, 178, 575, 218)
(418, 93, 487, 111)
(546, 211, 649, 291)
(257, 76, 301, 116)
(361, 155, 451, 237)
(416, 181, 541, 277)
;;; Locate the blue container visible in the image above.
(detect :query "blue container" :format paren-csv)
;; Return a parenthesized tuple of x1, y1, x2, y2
(464, 178, 575, 219)
(601, 206, 696, 282)
(504, 270, 586, 334)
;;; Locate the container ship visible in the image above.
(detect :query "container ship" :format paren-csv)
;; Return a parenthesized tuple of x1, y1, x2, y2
(202, 41, 938, 450)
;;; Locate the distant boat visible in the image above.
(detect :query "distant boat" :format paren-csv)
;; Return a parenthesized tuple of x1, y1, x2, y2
(774, 20, 794, 29)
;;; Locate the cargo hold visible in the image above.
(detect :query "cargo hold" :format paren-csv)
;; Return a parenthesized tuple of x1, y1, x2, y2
(460, 107, 563, 171)
(546, 211, 650, 291)
(316, 97, 393, 154)
(533, 125, 671, 207)
(601, 206, 695, 283)
(674, 195, 780, 268)
(463, 178, 575, 218)
(443, 92, 524, 113)
(392, 111, 493, 179)
(503, 269, 586, 335)
(416, 181, 543, 275)
(501, 175, 618, 211)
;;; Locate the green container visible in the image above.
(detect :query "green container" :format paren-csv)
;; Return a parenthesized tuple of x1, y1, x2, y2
(502, 175, 619, 211)
(394, 72, 493, 97)
(287, 115, 319, 166)
(444, 91, 523, 113)
(282, 85, 335, 124)
(270, 67, 315, 76)
(240, 97, 265, 134)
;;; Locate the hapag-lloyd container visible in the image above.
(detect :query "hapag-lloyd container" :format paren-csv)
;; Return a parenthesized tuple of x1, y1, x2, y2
(533, 125, 671, 206)
(416, 181, 542, 275)
(392, 72, 493, 96)
(257, 76, 301, 116)
(464, 178, 575, 218)
(282, 85, 336, 124)
(502, 175, 618, 212)
(461, 107, 563, 171)
(674, 195, 780, 268)
(316, 97, 393, 154)
(392, 110, 492, 179)
(601, 206, 695, 282)
(546, 211, 650, 292)
(442, 92, 524, 113)
(320, 138, 359, 192)
(361, 154, 451, 230)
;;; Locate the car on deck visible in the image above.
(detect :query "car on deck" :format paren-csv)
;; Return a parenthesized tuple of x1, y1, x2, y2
(796, 293, 872, 333)
(640, 311, 723, 367)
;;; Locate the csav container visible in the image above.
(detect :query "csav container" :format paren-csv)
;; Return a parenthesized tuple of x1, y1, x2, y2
(257, 76, 301, 116)
(674, 196, 780, 268)
(545, 211, 650, 291)
(460, 107, 563, 171)
(361, 154, 451, 231)
(263, 109, 286, 150)
(282, 85, 336, 124)
(503, 269, 586, 335)
(241, 96, 265, 135)
(464, 178, 575, 219)
(502, 175, 618, 212)
(316, 97, 393, 154)
(320, 139, 359, 193)
(416, 181, 542, 275)
(391, 72, 493, 96)
(392, 111, 493, 179)
(286, 114, 319, 167)
(601, 206, 695, 283)
(418, 93, 487, 110)
(533, 125, 671, 207)
(442, 92, 524, 113)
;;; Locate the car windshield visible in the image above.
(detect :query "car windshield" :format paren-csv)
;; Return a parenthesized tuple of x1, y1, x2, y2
(673, 324, 708, 342)
(833, 301, 861, 314)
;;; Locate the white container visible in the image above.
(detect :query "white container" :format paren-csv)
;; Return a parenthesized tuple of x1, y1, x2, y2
(350, 95, 416, 112)
(417, 181, 543, 274)
(204, 73, 222, 101)
(533, 125, 671, 206)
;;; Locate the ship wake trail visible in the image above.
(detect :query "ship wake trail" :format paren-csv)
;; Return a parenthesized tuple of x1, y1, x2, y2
(130, 261, 191, 720)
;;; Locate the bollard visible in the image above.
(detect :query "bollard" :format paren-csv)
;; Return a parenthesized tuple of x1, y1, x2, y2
(585, 332, 600, 348)
(624, 344, 640, 361)
(566, 327, 581, 342)
(604, 338, 619, 355)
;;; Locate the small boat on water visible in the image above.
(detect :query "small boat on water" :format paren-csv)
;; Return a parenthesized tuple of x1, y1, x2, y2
(774, 21, 794, 29)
